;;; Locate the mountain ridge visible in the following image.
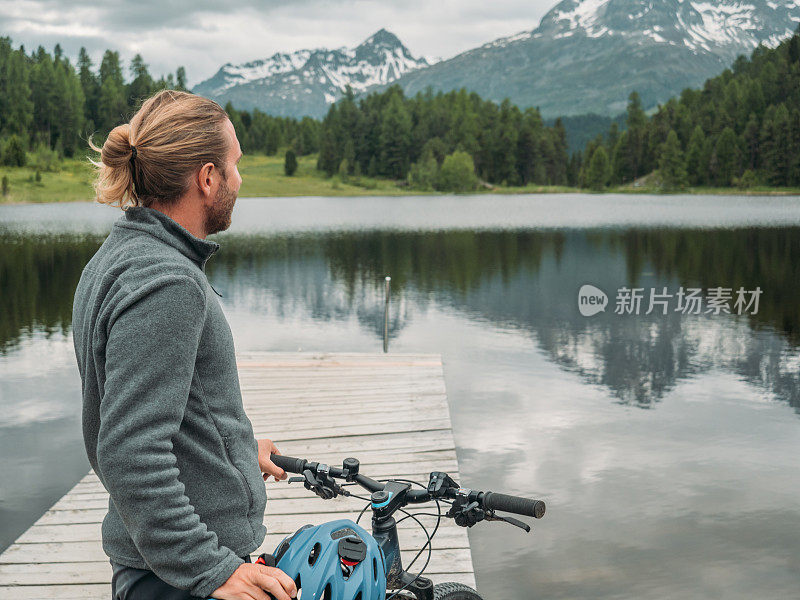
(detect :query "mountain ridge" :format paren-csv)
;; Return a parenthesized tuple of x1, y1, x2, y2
(383, 0, 800, 117)
(192, 28, 430, 117)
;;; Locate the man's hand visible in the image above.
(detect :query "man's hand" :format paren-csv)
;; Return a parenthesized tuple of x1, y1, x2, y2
(211, 562, 297, 600)
(257, 439, 288, 482)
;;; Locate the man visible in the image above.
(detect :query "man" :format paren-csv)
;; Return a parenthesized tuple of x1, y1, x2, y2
(72, 89, 297, 600)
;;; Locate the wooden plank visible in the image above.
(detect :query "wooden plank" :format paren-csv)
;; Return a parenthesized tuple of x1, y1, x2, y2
(249, 418, 454, 439)
(1, 352, 475, 592)
(0, 584, 111, 599)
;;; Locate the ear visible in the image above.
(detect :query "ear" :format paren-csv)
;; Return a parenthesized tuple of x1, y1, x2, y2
(196, 162, 217, 201)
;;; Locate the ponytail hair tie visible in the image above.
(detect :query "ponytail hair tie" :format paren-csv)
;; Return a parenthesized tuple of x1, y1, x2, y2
(129, 145, 140, 198)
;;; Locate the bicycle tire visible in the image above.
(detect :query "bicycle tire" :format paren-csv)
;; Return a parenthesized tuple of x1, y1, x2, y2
(432, 581, 485, 599)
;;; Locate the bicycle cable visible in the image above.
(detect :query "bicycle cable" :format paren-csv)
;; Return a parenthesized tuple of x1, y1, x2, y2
(323, 475, 449, 598)
(375, 478, 442, 600)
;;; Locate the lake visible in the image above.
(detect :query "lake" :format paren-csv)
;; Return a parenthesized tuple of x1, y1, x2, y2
(1, 194, 799, 599)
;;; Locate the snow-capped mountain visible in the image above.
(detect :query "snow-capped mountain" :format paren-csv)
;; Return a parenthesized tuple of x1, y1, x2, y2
(192, 29, 431, 118)
(382, 0, 800, 117)
(530, 0, 799, 54)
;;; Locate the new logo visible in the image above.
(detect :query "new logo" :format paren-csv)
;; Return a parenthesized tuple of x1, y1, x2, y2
(578, 284, 608, 317)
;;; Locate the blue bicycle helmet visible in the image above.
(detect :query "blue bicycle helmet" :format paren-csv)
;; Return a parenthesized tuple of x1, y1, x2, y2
(271, 519, 386, 600)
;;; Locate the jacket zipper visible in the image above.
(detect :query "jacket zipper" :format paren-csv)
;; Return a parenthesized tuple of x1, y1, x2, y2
(201, 251, 224, 297)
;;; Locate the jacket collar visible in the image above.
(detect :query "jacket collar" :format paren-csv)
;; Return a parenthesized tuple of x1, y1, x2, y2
(116, 206, 220, 270)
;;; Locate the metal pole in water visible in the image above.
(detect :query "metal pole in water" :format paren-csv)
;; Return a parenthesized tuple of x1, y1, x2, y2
(383, 276, 391, 353)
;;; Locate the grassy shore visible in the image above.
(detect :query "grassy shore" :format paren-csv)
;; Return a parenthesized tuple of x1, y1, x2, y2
(0, 158, 96, 204)
(1, 153, 798, 205)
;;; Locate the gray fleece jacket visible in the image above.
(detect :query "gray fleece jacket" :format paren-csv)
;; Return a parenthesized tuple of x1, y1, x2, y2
(71, 205, 267, 598)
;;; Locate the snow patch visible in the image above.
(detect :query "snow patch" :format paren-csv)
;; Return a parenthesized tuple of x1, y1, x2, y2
(643, 29, 668, 43)
(485, 29, 534, 48)
(554, 0, 610, 31)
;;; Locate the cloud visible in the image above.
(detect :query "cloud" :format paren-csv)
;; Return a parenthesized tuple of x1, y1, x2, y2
(0, 0, 556, 85)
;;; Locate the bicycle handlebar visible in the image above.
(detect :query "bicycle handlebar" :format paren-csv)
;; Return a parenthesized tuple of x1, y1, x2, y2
(270, 454, 306, 475)
(483, 491, 546, 519)
(269, 453, 545, 520)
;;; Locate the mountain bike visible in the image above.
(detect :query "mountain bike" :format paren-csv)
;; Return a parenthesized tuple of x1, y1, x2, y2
(263, 453, 546, 600)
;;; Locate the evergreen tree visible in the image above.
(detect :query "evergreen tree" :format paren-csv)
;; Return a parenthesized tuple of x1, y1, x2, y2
(658, 130, 688, 191)
(711, 127, 741, 186)
(789, 33, 800, 64)
(516, 110, 542, 185)
(316, 104, 340, 176)
(744, 80, 766, 119)
(378, 90, 412, 179)
(284, 148, 298, 176)
(2, 135, 27, 166)
(581, 134, 604, 187)
(760, 104, 791, 186)
(30, 48, 59, 147)
(55, 57, 85, 156)
(685, 126, 707, 185)
(176, 66, 187, 91)
(421, 137, 447, 166)
(567, 150, 582, 187)
(622, 91, 647, 181)
(77, 47, 99, 132)
(550, 117, 569, 184)
(128, 54, 154, 108)
(265, 120, 281, 155)
(743, 113, 760, 170)
(611, 132, 627, 185)
(0, 38, 34, 137)
(97, 50, 127, 134)
(298, 117, 319, 155)
(789, 108, 800, 186)
(586, 146, 611, 190)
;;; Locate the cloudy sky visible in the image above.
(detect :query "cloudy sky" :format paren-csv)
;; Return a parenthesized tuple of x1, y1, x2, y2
(1, 0, 557, 87)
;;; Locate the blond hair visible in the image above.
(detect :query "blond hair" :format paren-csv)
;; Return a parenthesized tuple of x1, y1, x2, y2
(89, 89, 230, 209)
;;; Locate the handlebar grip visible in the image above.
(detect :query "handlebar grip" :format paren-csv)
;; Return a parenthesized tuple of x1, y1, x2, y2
(483, 492, 546, 519)
(269, 454, 306, 474)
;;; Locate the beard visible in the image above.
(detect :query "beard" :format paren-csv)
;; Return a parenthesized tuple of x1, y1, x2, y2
(204, 175, 237, 236)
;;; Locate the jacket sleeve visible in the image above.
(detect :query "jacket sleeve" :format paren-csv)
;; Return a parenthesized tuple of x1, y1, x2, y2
(97, 274, 243, 598)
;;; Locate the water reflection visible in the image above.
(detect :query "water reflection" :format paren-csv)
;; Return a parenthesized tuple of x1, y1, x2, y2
(0, 233, 102, 353)
(3, 227, 798, 410)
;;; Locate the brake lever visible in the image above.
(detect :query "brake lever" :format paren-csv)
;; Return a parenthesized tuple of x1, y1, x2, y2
(447, 499, 485, 527)
(484, 510, 531, 533)
(287, 469, 342, 500)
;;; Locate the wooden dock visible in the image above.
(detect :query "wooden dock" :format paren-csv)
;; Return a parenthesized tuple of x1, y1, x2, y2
(0, 352, 475, 598)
